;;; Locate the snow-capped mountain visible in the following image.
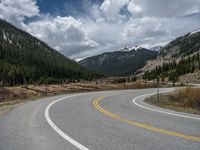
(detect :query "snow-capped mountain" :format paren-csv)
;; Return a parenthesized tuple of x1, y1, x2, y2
(120, 46, 142, 52)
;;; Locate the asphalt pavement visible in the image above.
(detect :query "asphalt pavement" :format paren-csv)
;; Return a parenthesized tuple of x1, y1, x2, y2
(0, 88, 200, 150)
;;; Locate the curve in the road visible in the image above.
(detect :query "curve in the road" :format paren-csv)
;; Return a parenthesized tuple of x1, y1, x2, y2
(93, 96, 200, 142)
(45, 94, 90, 150)
(132, 93, 200, 121)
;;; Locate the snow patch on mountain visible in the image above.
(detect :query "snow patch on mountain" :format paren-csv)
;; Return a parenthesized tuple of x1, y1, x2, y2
(131, 46, 142, 51)
(121, 46, 142, 51)
(74, 57, 86, 62)
(2, 29, 12, 44)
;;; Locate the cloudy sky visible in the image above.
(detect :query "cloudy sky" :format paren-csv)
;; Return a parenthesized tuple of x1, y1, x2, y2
(1, 0, 200, 60)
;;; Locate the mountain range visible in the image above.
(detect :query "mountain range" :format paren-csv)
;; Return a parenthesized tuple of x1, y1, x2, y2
(1, 18, 199, 85)
(80, 31, 200, 81)
(79, 47, 157, 76)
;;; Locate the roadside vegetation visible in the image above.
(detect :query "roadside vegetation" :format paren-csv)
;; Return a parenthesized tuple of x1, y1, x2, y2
(0, 81, 161, 115)
(146, 87, 200, 114)
(0, 81, 159, 102)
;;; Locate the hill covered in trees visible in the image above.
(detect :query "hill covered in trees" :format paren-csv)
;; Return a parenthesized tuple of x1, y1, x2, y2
(142, 31, 200, 83)
(143, 53, 200, 83)
(0, 19, 103, 86)
(80, 47, 157, 76)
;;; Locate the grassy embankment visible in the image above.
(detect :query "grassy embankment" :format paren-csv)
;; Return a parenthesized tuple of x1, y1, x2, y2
(0, 81, 160, 116)
(146, 87, 200, 115)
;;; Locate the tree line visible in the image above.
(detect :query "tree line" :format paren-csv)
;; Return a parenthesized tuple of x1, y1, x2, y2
(143, 52, 200, 83)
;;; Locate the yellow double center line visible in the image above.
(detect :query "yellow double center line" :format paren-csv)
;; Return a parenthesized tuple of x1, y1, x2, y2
(93, 96, 200, 142)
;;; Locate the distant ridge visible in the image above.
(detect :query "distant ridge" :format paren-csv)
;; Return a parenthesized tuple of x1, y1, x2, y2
(79, 47, 157, 76)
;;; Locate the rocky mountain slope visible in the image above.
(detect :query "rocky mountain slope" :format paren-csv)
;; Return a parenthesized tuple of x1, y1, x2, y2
(140, 31, 200, 73)
(141, 31, 200, 82)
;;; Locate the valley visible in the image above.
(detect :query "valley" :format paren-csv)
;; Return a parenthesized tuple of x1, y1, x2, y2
(0, 1, 200, 149)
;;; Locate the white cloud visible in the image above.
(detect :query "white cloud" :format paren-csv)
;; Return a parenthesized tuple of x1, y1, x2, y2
(121, 17, 167, 40)
(0, 0, 39, 28)
(127, 0, 142, 14)
(0, 0, 200, 59)
(28, 16, 99, 57)
(120, 14, 200, 48)
(100, 0, 130, 21)
(131, 0, 200, 18)
(89, 4, 102, 19)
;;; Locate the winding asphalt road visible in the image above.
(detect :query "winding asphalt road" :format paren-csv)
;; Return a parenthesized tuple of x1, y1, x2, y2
(0, 88, 200, 150)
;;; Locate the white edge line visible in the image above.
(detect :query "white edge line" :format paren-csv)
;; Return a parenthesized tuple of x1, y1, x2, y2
(132, 90, 200, 121)
(45, 94, 90, 150)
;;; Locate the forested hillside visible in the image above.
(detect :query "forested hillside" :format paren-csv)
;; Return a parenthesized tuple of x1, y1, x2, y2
(142, 31, 200, 83)
(80, 47, 157, 76)
(143, 53, 200, 83)
(0, 19, 103, 86)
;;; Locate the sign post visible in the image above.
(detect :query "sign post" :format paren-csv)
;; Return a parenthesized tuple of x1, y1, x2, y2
(157, 76, 160, 103)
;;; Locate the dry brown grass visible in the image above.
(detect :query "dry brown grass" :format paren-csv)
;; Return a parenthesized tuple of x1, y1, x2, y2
(146, 87, 200, 114)
(0, 86, 40, 102)
(0, 81, 158, 102)
(175, 87, 200, 108)
(0, 81, 160, 116)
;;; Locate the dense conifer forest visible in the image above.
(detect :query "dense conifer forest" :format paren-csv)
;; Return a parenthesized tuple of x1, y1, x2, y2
(0, 19, 103, 86)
